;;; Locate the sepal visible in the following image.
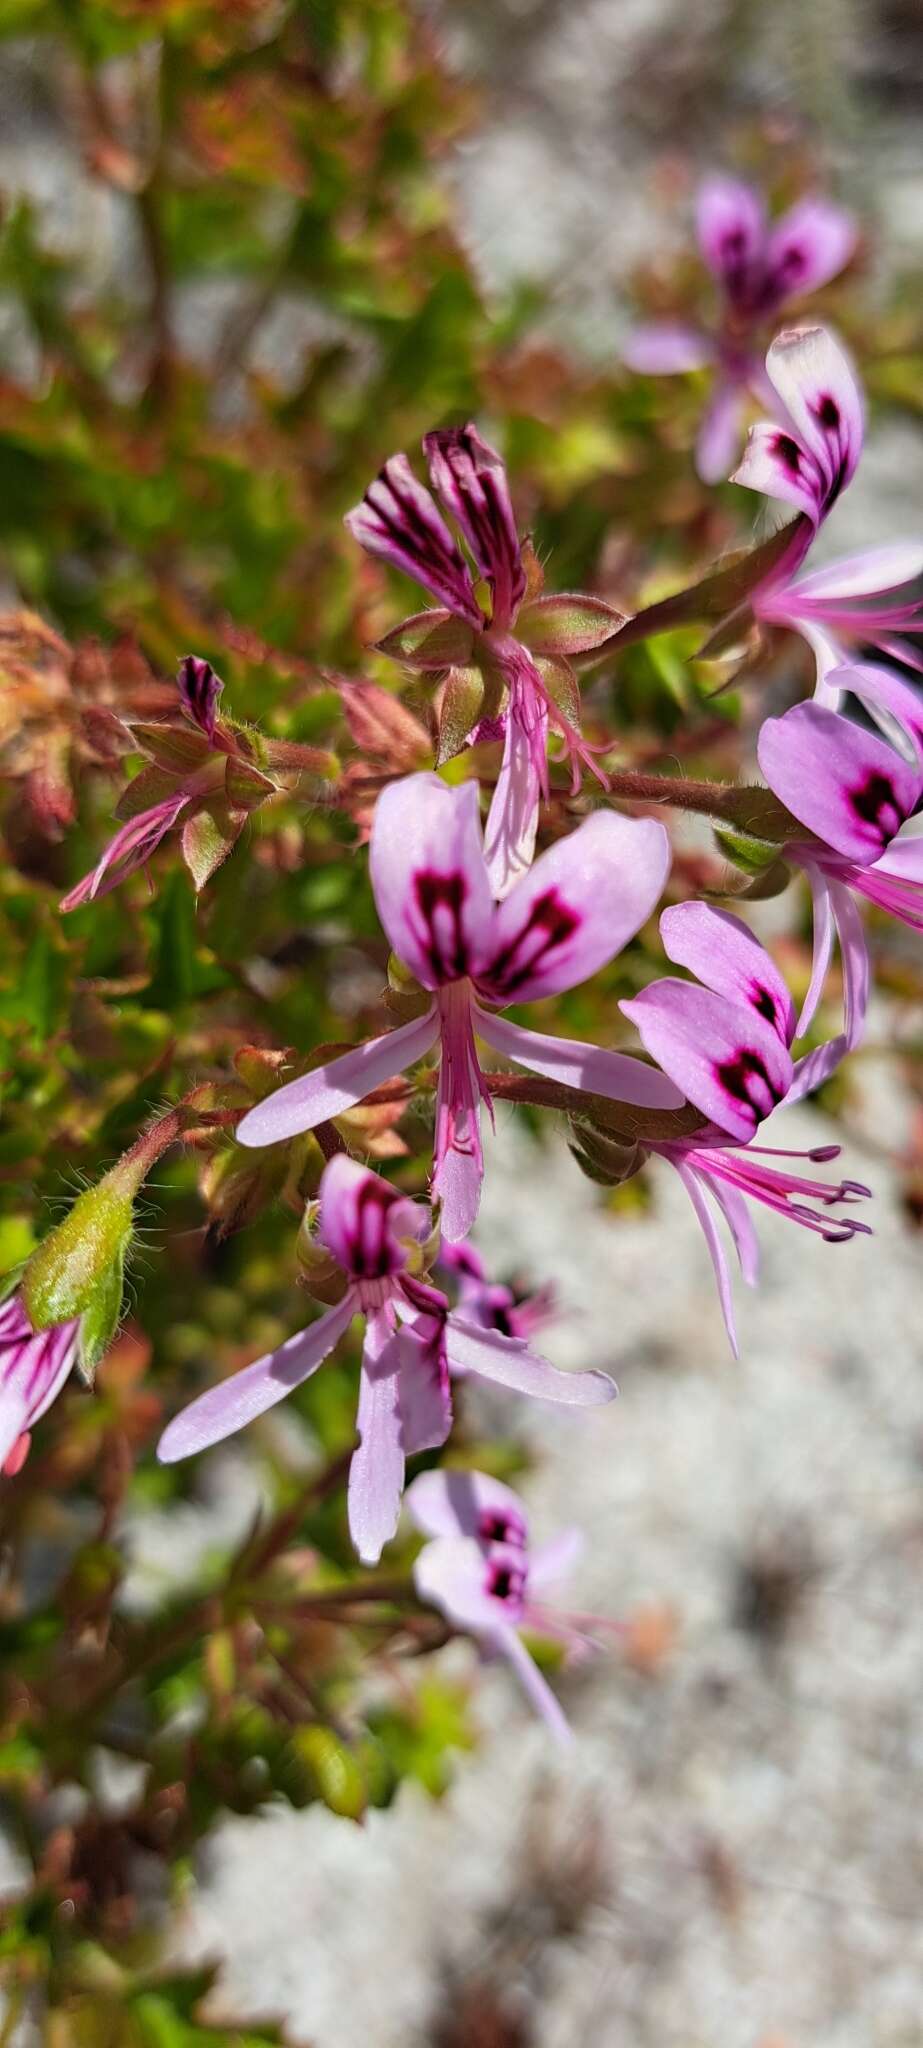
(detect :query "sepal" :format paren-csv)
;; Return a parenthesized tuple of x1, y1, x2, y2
(517, 594, 627, 657)
(375, 609, 476, 671)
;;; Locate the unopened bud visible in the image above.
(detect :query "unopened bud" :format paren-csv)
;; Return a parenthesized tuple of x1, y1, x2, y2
(568, 1122, 645, 1189)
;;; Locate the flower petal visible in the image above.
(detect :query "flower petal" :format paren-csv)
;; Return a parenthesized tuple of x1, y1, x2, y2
(674, 1161, 740, 1357)
(396, 1319, 454, 1459)
(482, 696, 546, 900)
(423, 425, 526, 629)
(475, 1007, 686, 1108)
(318, 1154, 422, 1279)
(732, 420, 825, 523)
(370, 773, 495, 990)
(786, 1031, 849, 1105)
(178, 654, 223, 741)
(757, 700, 921, 862)
(157, 1296, 356, 1462)
(695, 377, 747, 484)
(348, 1310, 405, 1565)
(528, 1528, 584, 1591)
(695, 174, 766, 297)
(622, 322, 715, 374)
(60, 794, 190, 912)
(659, 900, 796, 1046)
(414, 1535, 511, 1632)
(785, 542, 923, 605)
(826, 661, 923, 763)
(235, 1007, 439, 1148)
(829, 881, 870, 1049)
(444, 1312, 616, 1405)
(345, 453, 482, 626)
(764, 326, 863, 508)
(499, 1626, 573, 1744)
(621, 982, 793, 1142)
(797, 862, 835, 1038)
(763, 197, 857, 307)
(476, 809, 671, 1005)
(406, 1467, 529, 1545)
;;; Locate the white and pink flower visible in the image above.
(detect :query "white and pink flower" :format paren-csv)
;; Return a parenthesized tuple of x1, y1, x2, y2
(0, 1294, 79, 1476)
(624, 176, 856, 481)
(236, 772, 681, 1241)
(408, 1467, 614, 1744)
(621, 902, 870, 1353)
(159, 1156, 614, 1565)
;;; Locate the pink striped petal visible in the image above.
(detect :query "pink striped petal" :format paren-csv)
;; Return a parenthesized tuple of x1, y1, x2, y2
(797, 863, 835, 1037)
(423, 425, 525, 630)
(731, 420, 824, 522)
(758, 701, 921, 863)
(659, 901, 795, 1046)
(475, 1007, 685, 1108)
(477, 809, 672, 1006)
(621, 983, 793, 1142)
(318, 1155, 423, 1280)
(370, 773, 495, 990)
(764, 326, 863, 506)
(696, 175, 766, 297)
(482, 700, 545, 900)
(695, 377, 747, 484)
(157, 1295, 356, 1462)
(235, 1007, 439, 1148)
(345, 454, 482, 627)
(763, 197, 857, 309)
(60, 794, 190, 911)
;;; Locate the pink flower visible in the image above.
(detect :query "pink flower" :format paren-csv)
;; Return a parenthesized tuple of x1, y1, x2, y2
(0, 1294, 79, 1476)
(757, 687, 923, 1050)
(621, 902, 870, 1354)
(61, 655, 229, 912)
(236, 773, 682, 1241)
(158, 1157, 614, 1565)
(346, 426, 618, 896)
(436, 1240, 555, 1346)
(731, 327, 923, 696)
(408, 1468, 615, 1743)
(624, 176, 856, 481)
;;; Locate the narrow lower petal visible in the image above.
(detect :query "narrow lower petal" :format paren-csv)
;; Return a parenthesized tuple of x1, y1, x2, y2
(236, 1007, 438, 1148)
(784, 542, 923, 605)
(157, 1295, 356, 1462)
(444, 1313, 615, 1406)
(786, 1032, 849, 1105)
(476, 1007, 685, 1109)
(622, 322, 715, 374)
(347, 1310, 405, 1565)
(674, 1162, 740, 1358)
(499, 1625, 573, 1745)
(477, 809, 672, 1006)
(60, 794, 190, 912)
(797, 864, 835, 1038)
(705, 1178, 760, 1288)
(829, 881, 870, 1049)
(528, 1528, 584, 1592)
(483, 698, 545, 901)
(397, 1320, 452, 1456)
(695, 377, 747, 485)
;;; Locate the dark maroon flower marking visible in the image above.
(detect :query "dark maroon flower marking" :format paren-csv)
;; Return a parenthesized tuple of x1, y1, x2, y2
(487, 1557, 527, 1606)
(366, 465, 469, 597)
(349, 1176, 402, 1279)
(849, 771, 906, 847)
(178, 655, 222, 741)
(482, 889, 579, 998)
(774, 432, 802, 475)
(414, 869, 471, 984)
(716, 1049, 784, 1123)
(751, 983, 782, 1030)
(478, 1507, 527, 1548)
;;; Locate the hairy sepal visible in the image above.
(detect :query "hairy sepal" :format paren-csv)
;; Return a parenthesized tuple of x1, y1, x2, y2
(518, 594, 627, 657)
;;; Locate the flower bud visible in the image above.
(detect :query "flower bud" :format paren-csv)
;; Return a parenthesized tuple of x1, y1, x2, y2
(21, 1149, 149, 1334)
(568, 1122, 645, 1188)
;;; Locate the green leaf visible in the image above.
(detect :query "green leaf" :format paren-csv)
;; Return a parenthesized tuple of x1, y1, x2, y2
(0, 927, 65, 1043)
(518, 593, 626, 656)
(144, 872, 231, 1008)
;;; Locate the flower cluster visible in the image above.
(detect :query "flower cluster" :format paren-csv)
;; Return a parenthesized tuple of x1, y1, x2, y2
(19, 172, 919, 1738)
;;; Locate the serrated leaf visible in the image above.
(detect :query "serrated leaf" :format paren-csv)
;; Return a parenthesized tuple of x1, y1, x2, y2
(436, 666, 485, 763)
(518, 593, 626, 656)
(376, 608, 476, 671)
